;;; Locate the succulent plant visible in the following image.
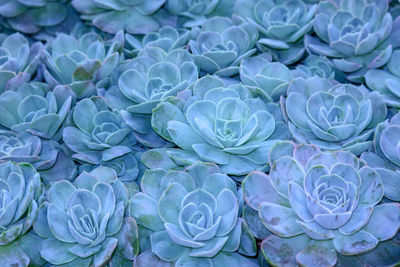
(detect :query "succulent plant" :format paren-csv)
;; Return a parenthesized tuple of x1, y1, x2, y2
(189, 16, 258, 77)
(361, 111, 400, 201)
(125, 26, 190, 57)
(234, 0, 316, 65)
(42, 31, 124, 99)
(129, 162, 257, 266)
(104, 47, 198, 148)
(166, 0, 235, 27)
(365, 50, 400, 108)
(0, 0, 70, 35)
(78, 152, 141, 188)
(71, 0, 174, 35)
(242, 141, 400, 266)
(292, 55, 339, 80)
(239, 53, 291, 101)
(151, 75, 289, 176)
(34, 166, 139, 266)
(305, 0, 400, 82)
(0, 82, 73, 140)
(0, 161, 44, 265)
(0, 33, 43, 93)
(0, 131, 76, 182)
(63, 96, 136, 166)
(283, 77, 387, 155)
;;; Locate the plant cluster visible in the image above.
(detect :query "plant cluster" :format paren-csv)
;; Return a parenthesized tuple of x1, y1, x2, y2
(0, 0, 400, 266)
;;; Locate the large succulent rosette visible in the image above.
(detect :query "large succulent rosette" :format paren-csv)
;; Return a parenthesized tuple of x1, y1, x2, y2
(0, 161, 44, 266)
(104, 47, 198, 148)
(189, 16, 258, 77)
(34, 166, 139, 266)
(283, 77, 387, 155)
(242, 141, 400, 266)
(151, 75, 289, 176)
(42, 31, 124, 99)
(361, 111, 400, 201)
(129, 162, 257, 266)
(63, 96, 137, 166)
(365, 50, 400, 108)
(305, 0, 400, 82)
(234, 0, 316, 65)
(71, 0, 173, 35)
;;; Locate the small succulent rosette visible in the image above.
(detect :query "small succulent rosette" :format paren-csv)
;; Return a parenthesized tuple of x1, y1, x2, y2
(292, 55, 342, 80)
(34, 166, 139, 266)
(361, 111, 400, 201)
(0, 131, 76, 183)
(79, 152, 140, 187)
(240, 53, 291, 101)
(104, 46, 198, 148)
(283, 77, 387, 155)
(0, 33, 43, 92)
(0, 82, 73, 141)
(151, 75, 290, 176)
(234, 0, 316, 65)
(305, 0, 400, 83)
(189, 16, 258, 77)
(71, 0, 174, 35)
(166, 0, 235, 27)
(0, 161, 44, 266)
(0, 0, 71, 36)
(63, 96, 137, 167)
(365, 50, 400, 108)
(125, 26, 190, 56)
(242, 141, 400, 267)
(42, 31, 124, 99)
(129, 162, 257, 266)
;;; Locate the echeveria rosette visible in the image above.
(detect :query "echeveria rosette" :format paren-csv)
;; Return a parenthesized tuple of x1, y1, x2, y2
(0, 82, 73, 141)
(283, 77, 387, 155)
(240, 53, 291, 101)
(78, 152, 141, 192)
(125, 26, 190, 57)
(34, 166, 139, 266)
(365, 50, 400, 108)
(292, 55, 342, 80)
(42, 31, 124, 99)
(189, 16, 258, 77)
(361, 112, 400, 201)
(151, 75, 289, 176)
(305, 0, 400, 83)
(129, 162, 257, 266)
(63, 96, 137, 166)
(167, 0, 235, 27)
(234, 0, 316, 65)
(0, 131, 77, 183)
(0, 33, 43, 93)
(72, 0, 174, 35)
(0, 0, 69, 35)
(104, 47, 198, 148)
(0, 161, 44, 266)
(242, 141, 400, 267)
